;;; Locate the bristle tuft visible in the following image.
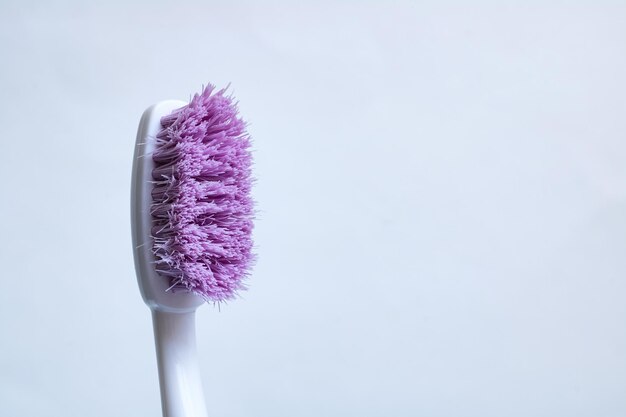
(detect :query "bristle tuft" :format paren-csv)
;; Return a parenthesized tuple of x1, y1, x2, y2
(151, 85, 254, 302)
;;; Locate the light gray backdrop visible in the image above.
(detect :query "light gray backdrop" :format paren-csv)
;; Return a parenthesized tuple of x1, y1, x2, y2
(1, 1, 625, 416)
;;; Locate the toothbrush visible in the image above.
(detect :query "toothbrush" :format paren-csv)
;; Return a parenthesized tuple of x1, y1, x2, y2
(131, 86, 254, 417)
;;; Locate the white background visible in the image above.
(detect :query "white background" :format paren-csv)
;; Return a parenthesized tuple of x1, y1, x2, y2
(1, 1, 625, 416)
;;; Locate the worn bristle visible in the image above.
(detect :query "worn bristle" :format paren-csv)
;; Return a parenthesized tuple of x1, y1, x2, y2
(151, 85, 254, 302)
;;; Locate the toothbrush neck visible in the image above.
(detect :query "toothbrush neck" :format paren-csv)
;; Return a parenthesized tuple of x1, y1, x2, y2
(152, 310, 208, 417)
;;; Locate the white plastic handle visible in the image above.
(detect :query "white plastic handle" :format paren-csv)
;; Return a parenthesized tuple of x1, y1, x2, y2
(132, 101, 209, 417)
(152, 310, 209, 417)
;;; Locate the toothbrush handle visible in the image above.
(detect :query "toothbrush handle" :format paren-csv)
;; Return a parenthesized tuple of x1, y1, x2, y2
(152, 310, 209, 417)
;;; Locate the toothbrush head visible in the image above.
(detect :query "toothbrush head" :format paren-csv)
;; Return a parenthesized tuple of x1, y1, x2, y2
(131, 85, 254, 309)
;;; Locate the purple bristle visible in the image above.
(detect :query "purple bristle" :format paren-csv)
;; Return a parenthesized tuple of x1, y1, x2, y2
(151, 85, 254, 302)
